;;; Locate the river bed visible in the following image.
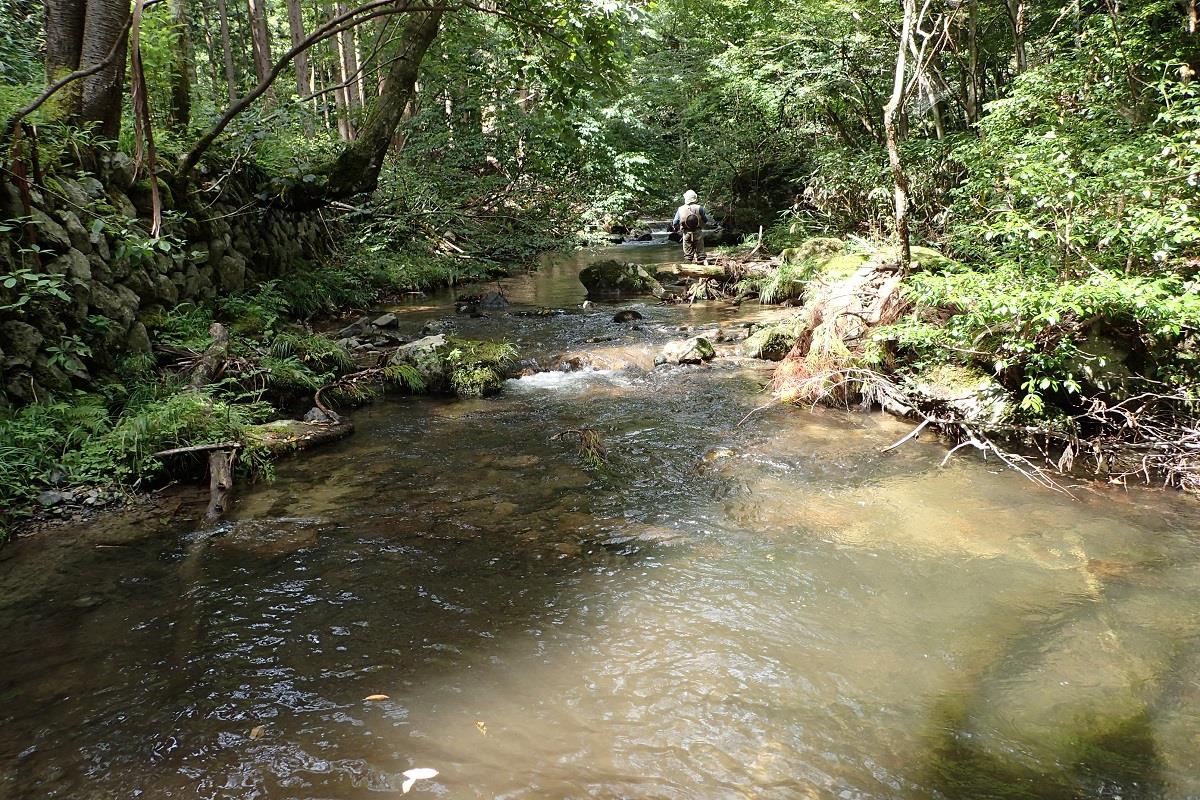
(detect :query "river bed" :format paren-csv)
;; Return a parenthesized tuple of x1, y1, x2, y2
(2, 245, 1200, 799)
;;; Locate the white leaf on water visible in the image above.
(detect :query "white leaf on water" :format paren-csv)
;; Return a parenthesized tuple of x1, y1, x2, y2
(401, 767, 439, 794)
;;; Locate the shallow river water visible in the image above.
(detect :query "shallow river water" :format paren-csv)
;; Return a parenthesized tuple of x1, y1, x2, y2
(3, 245, 1200, 799)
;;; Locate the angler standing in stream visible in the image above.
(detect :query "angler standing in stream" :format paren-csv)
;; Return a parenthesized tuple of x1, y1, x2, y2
(670, 189, 711, 263)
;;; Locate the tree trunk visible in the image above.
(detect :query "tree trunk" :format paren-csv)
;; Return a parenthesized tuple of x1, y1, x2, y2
(965, 0, 980, 125)
(353, 22, 367, 103)
(77, 0, 131, 137)
(45, 0, 85, 79)
(286, 0, 310, 97)
(44, 0, 85, 118)
(167, 0, 192, 129)
(305, 8, 442, 203)
(246, 0, 274, 106)
(336, 3, 361, 110)
(884, 0, 915, 269)
(333, 57, 354, 139)
(216, 0, 238, 100)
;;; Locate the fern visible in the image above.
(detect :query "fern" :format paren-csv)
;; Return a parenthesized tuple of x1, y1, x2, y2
(270, 331, 354, 372)
(382, 363, 426, 392)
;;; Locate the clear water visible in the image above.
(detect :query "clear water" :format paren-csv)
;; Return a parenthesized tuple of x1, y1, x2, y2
(2, 246, 1199, 799)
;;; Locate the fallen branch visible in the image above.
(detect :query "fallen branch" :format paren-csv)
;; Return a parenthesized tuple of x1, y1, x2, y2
(879, 417, 930, 453)
(153, 441, 243, 458)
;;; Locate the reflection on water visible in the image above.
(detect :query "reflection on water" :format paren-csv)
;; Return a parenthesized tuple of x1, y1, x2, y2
(2, 245, 1200, 799)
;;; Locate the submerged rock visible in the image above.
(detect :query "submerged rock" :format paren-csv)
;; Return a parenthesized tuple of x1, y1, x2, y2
(552, 353, 593, 372)
(656, 337, 716, 366)
(579, 260, 664, 299)
(476, 290, 509, 308)
(420, 319, 456, 336)
(612, 309, 643, 323)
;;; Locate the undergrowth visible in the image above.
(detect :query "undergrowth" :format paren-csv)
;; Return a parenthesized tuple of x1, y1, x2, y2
(873, 265, 1200, 418)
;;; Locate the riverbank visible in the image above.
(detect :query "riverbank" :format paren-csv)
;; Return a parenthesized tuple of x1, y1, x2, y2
(7, 231, 1198, 539)
(699, 237, 1200, 494)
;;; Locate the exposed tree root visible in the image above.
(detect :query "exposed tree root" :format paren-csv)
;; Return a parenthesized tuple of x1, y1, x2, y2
(787, 366, 1200, 496)
(771, 257, 908, 404)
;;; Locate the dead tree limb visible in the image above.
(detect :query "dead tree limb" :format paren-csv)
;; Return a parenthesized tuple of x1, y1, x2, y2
(189, 322, 231, 388)
(206, 448, 237, 520)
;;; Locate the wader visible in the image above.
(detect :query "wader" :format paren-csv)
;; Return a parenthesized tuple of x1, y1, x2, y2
(682, 230, 706, 262)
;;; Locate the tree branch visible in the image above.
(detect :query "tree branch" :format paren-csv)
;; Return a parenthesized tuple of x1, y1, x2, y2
(180, 1, 456, 175)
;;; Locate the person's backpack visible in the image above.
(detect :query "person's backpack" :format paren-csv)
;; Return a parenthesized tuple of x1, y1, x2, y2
(681, 205, 701, 232)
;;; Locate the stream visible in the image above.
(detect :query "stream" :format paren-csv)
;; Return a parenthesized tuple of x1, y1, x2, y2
(3, 244, 1200, 799)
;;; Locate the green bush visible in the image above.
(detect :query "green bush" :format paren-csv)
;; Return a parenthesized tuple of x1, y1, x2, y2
(877, 266, 1200, 417)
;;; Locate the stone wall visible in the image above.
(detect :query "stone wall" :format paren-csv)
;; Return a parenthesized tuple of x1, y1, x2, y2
(0, 153, 329, 407)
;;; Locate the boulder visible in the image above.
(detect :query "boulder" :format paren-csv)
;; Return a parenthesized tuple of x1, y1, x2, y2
(738, 325, 798, 361)
(125, 322, 152, 354)
(1069, 328, 1137, 397)
(903, 365, 1012, 427)
(60, 211, 92, 254)
(579, 260, 664, 298)
(389, 334, 451, 392)
(216, 254, 246, 292)
(612, 309, 643, 323)
(1, 321, 44, 367)
(88, 281, 135, 328)
(101, 151, 136, 187)
(302, 406, 343, 424)
(656, 337, 716, 366)
(372, 313, 398, 328)
(29, 209, 71, 253)
(336, 316, 371, 339)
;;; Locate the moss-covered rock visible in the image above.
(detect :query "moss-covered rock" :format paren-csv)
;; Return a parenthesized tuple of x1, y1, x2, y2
(908, 245, 962, 273)
(738, 324, 798, 361)
(656, 337, 716, 365)
(388, 335, 515, 397)
(781, 237, 845, 264)
(579, 260, 664, 298)
(905, 364, 1012, 426)
(817, 252, 872, 282)
(445, 338, 516, 397)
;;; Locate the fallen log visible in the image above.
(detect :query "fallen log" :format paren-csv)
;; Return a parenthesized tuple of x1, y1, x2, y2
(248, 418, 355, 454)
